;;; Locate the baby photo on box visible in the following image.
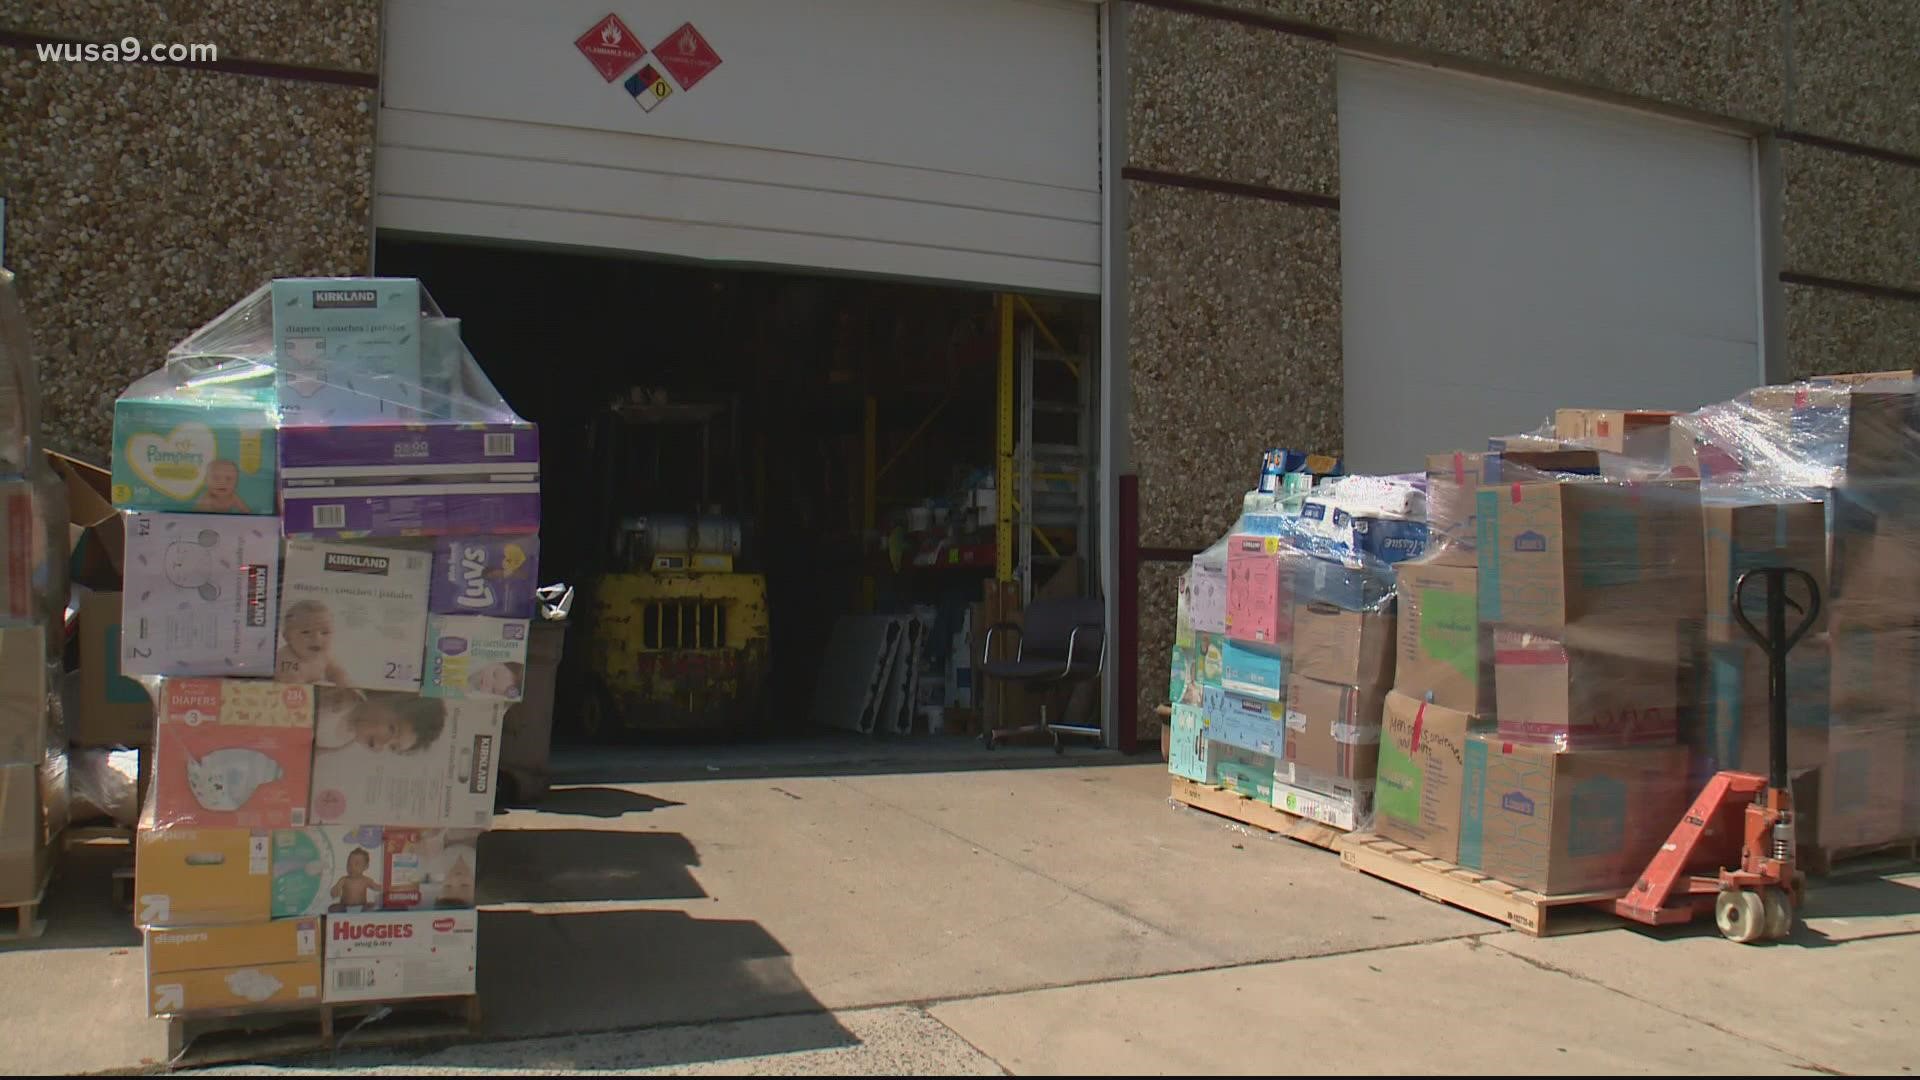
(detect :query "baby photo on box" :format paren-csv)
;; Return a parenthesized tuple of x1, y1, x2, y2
(429, 535, 539, 618)
(423, 615, 529, 702)
(381, 827, 481, 909)
(270, 825, 386, 917)
(308, 691, 503, 829)
(154, 679, 315, 830)
(122, 512, 279, 677)
(278, 540, 432, 691)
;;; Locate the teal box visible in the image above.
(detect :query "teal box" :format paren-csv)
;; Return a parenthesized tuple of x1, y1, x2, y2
(1221, 639, 1287, 701)
(1208, 743, 1276, 801)
(1169, 704, 1209, 782)
(1458, 735, 1489, 870)
(272, 278, 423, 424)
(110, 365, 278, 515)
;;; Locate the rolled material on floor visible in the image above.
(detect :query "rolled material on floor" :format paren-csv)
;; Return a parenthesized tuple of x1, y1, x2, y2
(810, 615, 907, 734)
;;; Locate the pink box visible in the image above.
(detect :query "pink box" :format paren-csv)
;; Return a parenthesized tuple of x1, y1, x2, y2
(1226, 535, 1293, 647)
(153, 679, 316, 830)
(1188, 550, 1228, 635)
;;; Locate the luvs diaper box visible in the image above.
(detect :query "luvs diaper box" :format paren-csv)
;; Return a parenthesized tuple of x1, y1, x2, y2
(423, 615, 530, 702)
(121, 512, 280, 677)
(270, 825, 387, 917)
(277, 540, 432, 691)
(111, 361, 277, 515)
(308, 695, 503, 829)
(429, 535, 539, 618)
(153, 679, 315, 830)
(271, 278, 423, 425)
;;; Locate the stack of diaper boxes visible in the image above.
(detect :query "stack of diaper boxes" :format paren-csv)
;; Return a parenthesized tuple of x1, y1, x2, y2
(0, 269, 72, 918)
(117, 278, 539, 1018)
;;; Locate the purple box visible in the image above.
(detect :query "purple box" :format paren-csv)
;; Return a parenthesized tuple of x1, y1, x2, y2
(279, 421, 539, 539)
(430, 535, 540, 618)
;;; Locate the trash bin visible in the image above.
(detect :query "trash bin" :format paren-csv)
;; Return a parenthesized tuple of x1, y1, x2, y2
(500, 619, 565, 805)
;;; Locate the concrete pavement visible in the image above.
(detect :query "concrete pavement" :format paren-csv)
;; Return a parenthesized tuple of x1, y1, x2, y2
(1, 747, 1916, 1074)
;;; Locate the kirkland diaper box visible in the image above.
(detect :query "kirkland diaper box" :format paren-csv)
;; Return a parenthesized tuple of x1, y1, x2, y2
(277, 540, 432, 691)
(271, 278, 423, 425)
(429, 535, 540, 618)
(308, 696, 502, 828)
(145, 917, 322, 1016)
(1168, 704, 1210, 783)
(121, 512, 280, 677)
(152, 679, 315, 831)
(110, 366, 278, 515)
(323, 909, 478, 1003)
(270, 825, 388, 917)
(279, 422, 540, 539)
(423, 616, 529, 702)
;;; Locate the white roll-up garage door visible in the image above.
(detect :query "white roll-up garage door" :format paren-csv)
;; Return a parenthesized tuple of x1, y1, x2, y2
(376, 0, 1101, 295)
(1337, 56, 1763, 474)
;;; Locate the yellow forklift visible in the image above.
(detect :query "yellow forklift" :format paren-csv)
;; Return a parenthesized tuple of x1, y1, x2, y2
(577, 388, 770, 737)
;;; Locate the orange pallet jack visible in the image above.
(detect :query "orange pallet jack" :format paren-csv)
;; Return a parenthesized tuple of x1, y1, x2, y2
(1612, 566, 1821, 943)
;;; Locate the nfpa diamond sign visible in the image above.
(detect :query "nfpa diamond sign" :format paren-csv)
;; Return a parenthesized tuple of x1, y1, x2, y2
(575, 13, 646, 82)
(624, 64, 673, 112)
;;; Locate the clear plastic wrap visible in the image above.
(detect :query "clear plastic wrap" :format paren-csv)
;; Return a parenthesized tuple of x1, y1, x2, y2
(69, 747, 140, 828)
(0, 269, 41, 475)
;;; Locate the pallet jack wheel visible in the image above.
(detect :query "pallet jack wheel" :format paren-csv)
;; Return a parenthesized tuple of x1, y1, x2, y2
(1762, 887, 1794, 940)
(1714, 889, 1768, 944)
(981, 730, 996, 750)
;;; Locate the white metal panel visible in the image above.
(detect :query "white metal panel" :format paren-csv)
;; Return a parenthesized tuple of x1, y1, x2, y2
(1337, 57, 1762, 474)
(377, 0, 1101, 293)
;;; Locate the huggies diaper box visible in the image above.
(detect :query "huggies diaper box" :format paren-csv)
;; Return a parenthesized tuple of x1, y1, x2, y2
(429, 535, 539, 618)
(111, 364, 277, 515)
(308, 695, 503, 828)
(323, 909, 477, 1003)
(279, 422, 540, 539)
(423, 615, 529, 702)
(277, 540, 432, 691)
(271, 278, 423, 425)
(153, 678, 314, 830)
(121, 512, 280, 677)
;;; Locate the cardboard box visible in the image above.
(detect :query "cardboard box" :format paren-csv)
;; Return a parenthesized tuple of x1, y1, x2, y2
(1694, 640, 1831, 784)
(1290, 601, 1395, 688)
(1374, 692, 1476, 861)
(1282, 674, 1385, 782)
(46, 450, 125, 590)
(1393, 558, 1492, 714)
(110, 375, 278, 515)
(308, 696, 502, 828)
(1475, 477, 1703, 629)
(153, 679, 315, 830)
(1817, 723, 1907, 852)
(0, 623, 49, 766)
(145, 918, 322, 1016)
(429, 535, 540, 619)
(1188, 548, 1228, 636)
(1220, 639, 1286, 701)
(0, 469, 64, 626)
(279, 421, 540, 539)
(1843, 384, 1920, 483)
(1554, 409, 1677, 459)
(278, 539, 433, 691)
(74, 588, 156, 748)
(271, 278, 423, 425)
(1292, 556, 1391, 612)
(134, 827, 271, 927)
(270, 825, 388, 917)
(1225, 535, 1291, 646)
(324, 909, 478, 1003)
(1271, 771, 1373, 830)
(1424, 451, 1487, 564)
(121, 511, 280, 677)
(0, 761, 58, 904)
(1168, 704, 1209, 782)
(1201, 685, 1285, 757)
(1492, 627, 1682, 749)
(423, 615, 530, 701)
(381, 828, 481, 910)
(1703, 499, 1829, 644)
(1459, 735, 1689, 894)
(1207, 744, 1276, 802)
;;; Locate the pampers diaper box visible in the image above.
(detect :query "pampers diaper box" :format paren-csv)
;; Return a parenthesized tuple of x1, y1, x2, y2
(270, 825, 386, 917)
(429, 535, 539, 619)
(271, 278, 423, 425)
(423, 616, 529, 702)
(381, 828, 481, 909)
(111, 364, 278, 515)
(308, 696, 503, 829)
(121, 512, 280, 677)
(153, 679, 315, 831)
(277, 539, 432, 691)
(323, 909, 477, 1003)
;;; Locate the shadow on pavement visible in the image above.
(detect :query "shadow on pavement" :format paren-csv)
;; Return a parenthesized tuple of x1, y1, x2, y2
(0, 842, 141, 953)
(507, 785, 685, 819)
(478, 828, 705, 905)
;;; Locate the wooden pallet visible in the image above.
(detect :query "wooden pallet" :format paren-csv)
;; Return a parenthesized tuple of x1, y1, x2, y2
(0, 865, 52, 941)
(1804, 836, 1920, 878)
(63, 824, 135, 850)
(163, 993, 480, 1069)
(1169, 777, 1346, 852)
(1335, 834, 1622, 937)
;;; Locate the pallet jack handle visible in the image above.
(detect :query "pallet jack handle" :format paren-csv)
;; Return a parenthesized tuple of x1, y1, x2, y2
(1730, 566, 1821, 793)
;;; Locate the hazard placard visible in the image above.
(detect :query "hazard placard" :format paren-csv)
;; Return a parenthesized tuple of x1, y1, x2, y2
(624, 63, 674, 112)
(575, 13, 646, 82)
(654, 22, 722, 90)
